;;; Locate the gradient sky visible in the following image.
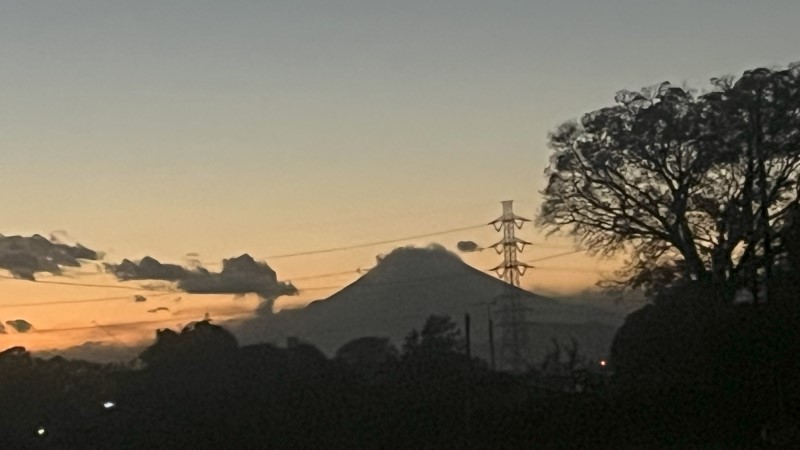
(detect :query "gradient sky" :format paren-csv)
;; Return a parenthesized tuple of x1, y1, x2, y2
(1, 1, 799, 351)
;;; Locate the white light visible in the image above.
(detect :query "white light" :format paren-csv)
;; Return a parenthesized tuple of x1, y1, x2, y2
(103, 401, 116, 409)
(599, 360, 607, 367)
(37, 427, 46, 436)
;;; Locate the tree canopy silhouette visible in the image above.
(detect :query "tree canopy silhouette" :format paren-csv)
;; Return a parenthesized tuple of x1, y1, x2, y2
(539, 63, 800, 300)
(403, 314, 463, 356)
(138, 320, 238, 368)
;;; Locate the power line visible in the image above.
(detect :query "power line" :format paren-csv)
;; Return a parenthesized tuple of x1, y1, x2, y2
(0, 250, 589, 308)
(198, 248, 586, 289)
(34, 310, 252, 335)
(291, 250, 590, 294)
(15, 268, 610, 341)
(36, 247, 580, 299)
(293, 250, 589, 291)
(526, 250, 585, 263)
(0, 274, 169, 292)
(103, 217, 571, 272)
(0, 292, 176, 308)
(91, 320, 135, 350)
(298, 285, 353, 292)
(532, 266, 602, 273)
(262, 224, 487, 259)
(294, 270, 498, 293)
(287, 269, 364, 282)
(0, 219, 584, 311)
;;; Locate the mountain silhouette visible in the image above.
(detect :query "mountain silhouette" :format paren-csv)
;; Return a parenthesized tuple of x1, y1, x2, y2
(234, 245, 622, 364)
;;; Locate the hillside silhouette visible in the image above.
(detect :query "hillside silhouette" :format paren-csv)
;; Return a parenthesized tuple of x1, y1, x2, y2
(234, 245, 622, 364)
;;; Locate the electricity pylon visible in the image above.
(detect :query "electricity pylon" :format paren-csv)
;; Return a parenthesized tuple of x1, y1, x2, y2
(489, 200, 534, 372)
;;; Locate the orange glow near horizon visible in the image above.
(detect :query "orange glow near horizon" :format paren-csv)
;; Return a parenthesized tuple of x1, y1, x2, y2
(0, 231, 622, 355)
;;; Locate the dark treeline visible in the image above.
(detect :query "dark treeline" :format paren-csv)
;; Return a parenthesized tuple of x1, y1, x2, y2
(0, 317, 529, 449)
(0, 304, 797, 449)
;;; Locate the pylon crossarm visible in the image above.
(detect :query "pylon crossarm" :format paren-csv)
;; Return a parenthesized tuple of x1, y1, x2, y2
(489, 221, 504, 231)
(517, 264, 534, 276)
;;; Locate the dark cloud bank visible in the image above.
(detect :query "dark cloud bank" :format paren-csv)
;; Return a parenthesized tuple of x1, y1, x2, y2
(0, 234, 99, 280)
(106, 254, 297, 301)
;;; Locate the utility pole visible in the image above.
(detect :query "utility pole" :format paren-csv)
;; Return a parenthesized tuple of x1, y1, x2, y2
(464, 313, 474, 447)
(489, 200, 534, 372)
(487, 304, 496, 371)
(464, 313, 472, 360)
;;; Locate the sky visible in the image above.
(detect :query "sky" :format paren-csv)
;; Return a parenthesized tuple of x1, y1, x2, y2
(1, 0, 799, 352)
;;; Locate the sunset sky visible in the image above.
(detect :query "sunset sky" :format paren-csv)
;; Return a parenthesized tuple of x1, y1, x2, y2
(1, 1, 799, 352)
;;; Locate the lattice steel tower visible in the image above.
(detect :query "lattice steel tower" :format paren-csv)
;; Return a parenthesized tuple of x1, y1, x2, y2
(489, 200, 533, 286)
(489, 200, 534, 372)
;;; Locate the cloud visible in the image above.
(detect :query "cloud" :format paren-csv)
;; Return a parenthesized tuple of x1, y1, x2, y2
(49, 230, 80, 248)
(178, 254, 298, 300)
(456, 241, 482, 253)
(107, 256, 196, 282)
(378, 243, 463, 265)
(0, 234, 99, 280)
(5, 319, 34, 333)
(184, 252, 203, 269)
(107, 254, 297, 305)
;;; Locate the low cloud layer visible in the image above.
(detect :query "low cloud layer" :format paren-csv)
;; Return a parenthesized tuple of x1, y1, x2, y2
(110, 256, 192, 282)
(107, 254, 297, 303)
(0, 234, 99, 280)
(179, 255, 298, 300)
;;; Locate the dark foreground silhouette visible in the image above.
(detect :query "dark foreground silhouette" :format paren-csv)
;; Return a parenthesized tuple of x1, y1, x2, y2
(0, 305, 798, 449)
